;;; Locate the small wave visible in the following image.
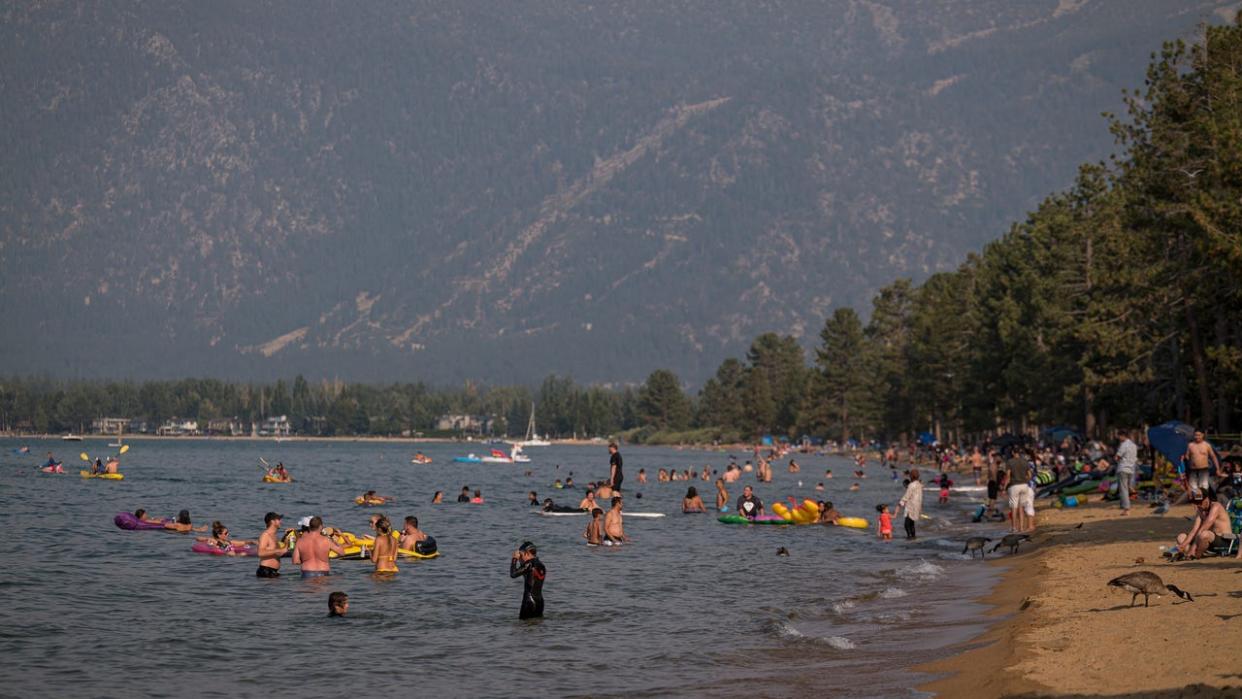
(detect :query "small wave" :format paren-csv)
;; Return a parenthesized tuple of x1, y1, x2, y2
(770, 621, 855, 649)
(879, 586, 907, 599)
(899, 560, 945, 580)
(831, 600, 856, 614)
(932, 538, 960, 549)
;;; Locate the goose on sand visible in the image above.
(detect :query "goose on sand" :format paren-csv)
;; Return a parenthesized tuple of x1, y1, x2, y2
(1107, 571, 1194, 607)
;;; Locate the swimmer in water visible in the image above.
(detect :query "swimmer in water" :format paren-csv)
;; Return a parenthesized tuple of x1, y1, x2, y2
(509, 542, 546, 619)
(715, 478, 729, 511)
(163, 510, 207, 533)
(818, 501, 841, 525)
(825, 469, 833, 479)
(457, 486, 471, 503)
(682, 486, 707, 513)
(584, 508, 603, 545)
(603, 496, 629, 544)
(294, 516, 343, 578)
(736, 485, 764, 519)
(359, 490, 387, 505)
(197, 521, 253, 552)
(471, 489, 484, 503)
(637, 468, 648, 484)
(431, 491, 443, 504)
(815, 482, 825, 491)
(399, 516, 428, 550)
(328, 591, 349, 617)
(849, 483, 860, 491)
(528, 491, 539, 507)
(256, 512, 285, 577)
(371, 516, 398, 574)
(578, 489, 599, 512)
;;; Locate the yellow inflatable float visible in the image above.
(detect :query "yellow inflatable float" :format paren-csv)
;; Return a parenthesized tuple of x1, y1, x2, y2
(772, 499, 821, 524)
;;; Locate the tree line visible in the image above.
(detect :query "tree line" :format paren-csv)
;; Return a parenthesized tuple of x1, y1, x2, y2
(2, 19, 1240, 443)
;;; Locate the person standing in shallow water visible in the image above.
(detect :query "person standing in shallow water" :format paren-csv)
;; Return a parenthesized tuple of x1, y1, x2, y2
(608, 442, 624, 492)
(896, 469, 923, 539)
(509, 541, 546, 619)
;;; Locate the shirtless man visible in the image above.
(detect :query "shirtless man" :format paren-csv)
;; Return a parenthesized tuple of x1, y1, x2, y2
(256, 512, 285, 578)
(578, 489, 599, 512)
(1183, 431, 1222, 493)
(400, 516, 428, 550)
(584, 508, 603, 545)
(603, 496, 629, 544)
(293, 516, 343, 578)
(1176, 489, 1233, 559)
(970, 448, 983, 484)
(595, 482, 614, 500)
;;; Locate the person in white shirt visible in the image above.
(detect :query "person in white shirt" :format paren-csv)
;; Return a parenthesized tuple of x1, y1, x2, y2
(1115, 429, 1139, 515)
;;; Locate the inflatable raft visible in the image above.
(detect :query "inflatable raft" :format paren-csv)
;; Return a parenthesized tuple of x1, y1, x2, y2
(114, 512, 166, 530)
(191, 542, 256, 556)
(718, 514, 791, 525)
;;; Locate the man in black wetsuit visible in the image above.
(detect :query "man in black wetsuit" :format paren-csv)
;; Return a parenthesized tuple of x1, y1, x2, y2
(608, 442, 624, 492)
(509, 541, 546, 619)
(736, 485, 764, 519)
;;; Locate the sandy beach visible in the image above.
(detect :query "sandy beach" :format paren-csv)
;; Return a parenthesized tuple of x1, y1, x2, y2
(921, 497, 1242, 698)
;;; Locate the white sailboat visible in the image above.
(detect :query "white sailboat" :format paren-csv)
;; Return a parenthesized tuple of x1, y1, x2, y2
(518, 402, 552, 447)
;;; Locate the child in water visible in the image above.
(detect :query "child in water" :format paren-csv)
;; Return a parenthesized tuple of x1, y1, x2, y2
(328, 591, 349, 617)
(938, 473, 951, 504)
(876, 504, 893, 540)
(584, 508, 603, 546)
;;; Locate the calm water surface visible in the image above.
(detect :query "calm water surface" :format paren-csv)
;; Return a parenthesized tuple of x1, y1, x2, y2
(1, 439, 1000, 698)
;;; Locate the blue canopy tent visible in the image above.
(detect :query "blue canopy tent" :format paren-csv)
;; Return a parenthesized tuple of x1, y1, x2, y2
(917, 432, 936, 446)
(1147, 421, 1194, 473)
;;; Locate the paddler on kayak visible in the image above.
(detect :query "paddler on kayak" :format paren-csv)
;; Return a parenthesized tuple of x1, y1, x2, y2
(103, 457, 119, 475)
(266, 462, 291, 482)
(256, 512, 285, 578)
(294, 516, 343, 578)
(736, 485, 764, 519)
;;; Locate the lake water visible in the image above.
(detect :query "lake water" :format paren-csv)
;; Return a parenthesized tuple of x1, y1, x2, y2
(1, 439, 1000, 698)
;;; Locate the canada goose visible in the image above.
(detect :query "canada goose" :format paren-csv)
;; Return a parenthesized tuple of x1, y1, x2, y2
(963, 537, 992, 558)
(990, 533, 1031, 555)
(776, 546, 789, 557)
(1107, 571, 1194, 607)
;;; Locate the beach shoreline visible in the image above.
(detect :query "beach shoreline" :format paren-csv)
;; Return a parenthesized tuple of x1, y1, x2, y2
(918, 499, 1242, 698)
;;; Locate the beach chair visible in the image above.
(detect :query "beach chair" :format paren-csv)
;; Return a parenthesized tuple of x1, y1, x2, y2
(1205, 498, 1242, 558)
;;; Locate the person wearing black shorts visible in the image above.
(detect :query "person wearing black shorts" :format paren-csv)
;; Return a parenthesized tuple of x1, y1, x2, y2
(608, 443, 623, 492)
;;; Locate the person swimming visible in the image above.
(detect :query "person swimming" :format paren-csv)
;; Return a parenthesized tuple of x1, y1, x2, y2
(328, 591, 349, 617)
(682, 486, 707, 513)
(541, 498, 580, 514)
(163, 510, 206, 533)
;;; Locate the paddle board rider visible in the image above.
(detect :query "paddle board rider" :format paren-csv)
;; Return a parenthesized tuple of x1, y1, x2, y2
(608, 442, 623, 492)
(736, 485, 764, 519)
(509, 541, 546, 619)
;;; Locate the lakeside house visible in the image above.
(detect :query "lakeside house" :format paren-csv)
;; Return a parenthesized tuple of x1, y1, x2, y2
(435, 414, 494, 434)
(90, 417, 130, 435)
(205, 418, 243, 436)
(156, 419, 200, 436)
(258, 415, 291, 437)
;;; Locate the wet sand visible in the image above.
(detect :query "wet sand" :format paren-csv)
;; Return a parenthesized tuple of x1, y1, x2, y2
(920, 497, 1242, 698)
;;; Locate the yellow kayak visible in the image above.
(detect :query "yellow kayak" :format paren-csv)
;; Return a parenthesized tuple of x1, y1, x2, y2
(80, 470, 124, 480)
(262, 474, 292, 483)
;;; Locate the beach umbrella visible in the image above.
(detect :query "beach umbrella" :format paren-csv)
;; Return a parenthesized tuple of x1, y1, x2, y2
(1147, 421, 1194, 469)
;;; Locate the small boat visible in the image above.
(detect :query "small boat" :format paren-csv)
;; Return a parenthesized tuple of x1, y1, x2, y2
(62, 434, 84, 442)
(411, 454, 433, 464)
(455, 446, 530, 464)
(80, 470, 124, 480)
